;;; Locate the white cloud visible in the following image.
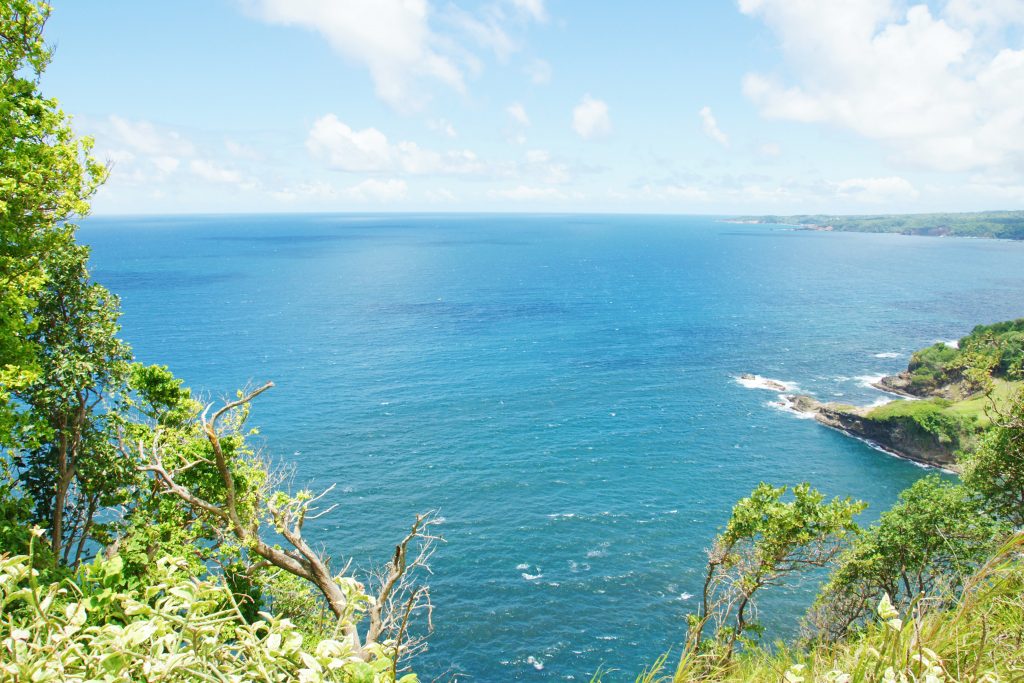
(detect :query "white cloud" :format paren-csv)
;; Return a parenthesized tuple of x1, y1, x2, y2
(834, 176, 919, 203)
(271, 178, 408, 203)
(509, 0, 547, 23)
(448, 5, 518, 62)
(425, 188, 458, 202)
(699, 106, 730, 147)
(525, 58, 552, 84)
(151, 156, 181, 174)
(572, 95, 611, 140)
(306, 115, 394, 171)
(244, 0, 464, 110)
(107, 116, 195, 156)
(507, 102, 530, 126)
(490, 185, 567, 200)
(525, 149, 549, 163)
(225, 139, 262, 160)
(189, 159, 244, 185)
(306, 114, 486, 175)
(342, 178, 408, 202)
(740, 1, 1024, 175)
(522, 149, 570, 184)
(428, 118, 458, 138)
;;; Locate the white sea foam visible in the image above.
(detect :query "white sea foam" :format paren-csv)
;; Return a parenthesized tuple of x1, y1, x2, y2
(679, 592, 694, 601)
(937, 339, 960, 349)
(526, 656, 544, 671)
(769, 395, 817, 419)
(547, 512, 577, 520)
(735, 374, 799, 392)
(522, 572, 543, 581)
(873, 352, 902, 358)
(516, 563, 530, 570)
(855, 374, 887, 388)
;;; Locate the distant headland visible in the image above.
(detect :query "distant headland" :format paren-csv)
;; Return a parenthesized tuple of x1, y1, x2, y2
(725, 210, 1024, 240)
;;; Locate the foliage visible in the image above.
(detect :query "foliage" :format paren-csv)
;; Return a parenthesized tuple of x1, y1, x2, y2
(0, 549, 417, 682)
(682, 483, 864, 671)
(809, 476, 1005, 640)
(0, 0, 123, 570)
(0, 0, 106, 445)
(864, 399, 974, 450)
(961, 386, 1024, 527)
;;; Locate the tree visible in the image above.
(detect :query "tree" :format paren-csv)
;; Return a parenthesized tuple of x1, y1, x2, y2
(1, 0, 115, 569)
(961, 387, 1024, 527)
(680, 482, 863, 672)
(809, 475, 1004, 641)
(128, 383, 439, 667)
(0, 0, 105, 442)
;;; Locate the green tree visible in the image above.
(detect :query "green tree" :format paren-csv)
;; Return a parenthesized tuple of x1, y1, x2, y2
(961, 387, 1024, 527)
(1, 0, 112, 568)
(681, 483, 863, 672)
(809, 475, 1004, 640)
(0, 0, 105, 439)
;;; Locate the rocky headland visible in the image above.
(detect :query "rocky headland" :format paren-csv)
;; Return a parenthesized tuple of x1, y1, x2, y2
(781, 393, 960, 471)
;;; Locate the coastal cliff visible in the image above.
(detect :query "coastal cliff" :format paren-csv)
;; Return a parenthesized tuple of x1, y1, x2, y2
(783, 395, 961, 470)
(747, 319, 1024, 470)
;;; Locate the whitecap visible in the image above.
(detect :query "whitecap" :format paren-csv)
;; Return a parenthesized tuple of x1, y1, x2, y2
(522, 572, 543, 581)
(768, 396, 818, 419)
(937, 339, 960, 349)
(873, 352, 902, 359)
(734, 374, 799, 392)
(526, 656, 544, 671)
(516, 563, 530, 570)
(547, 512, 576, 520)
(855, 374, 887, 388)
(679, 592, 694, 601)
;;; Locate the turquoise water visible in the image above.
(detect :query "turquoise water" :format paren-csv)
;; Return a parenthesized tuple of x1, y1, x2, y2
(82, 214, 1024, 680)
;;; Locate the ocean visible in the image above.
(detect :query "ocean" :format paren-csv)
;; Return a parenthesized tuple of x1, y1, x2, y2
(81, 213, 1024, 680)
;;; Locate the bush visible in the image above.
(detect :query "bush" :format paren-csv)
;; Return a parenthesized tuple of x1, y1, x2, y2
(0, 549, 417, 683)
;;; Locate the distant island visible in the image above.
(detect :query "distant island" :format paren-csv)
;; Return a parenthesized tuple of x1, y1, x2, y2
(779, 319, 1024, 470)
(728, 210, 1024, 240)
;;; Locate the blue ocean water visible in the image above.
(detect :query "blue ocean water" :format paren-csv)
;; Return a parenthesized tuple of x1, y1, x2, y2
(81, 214, 1024, 680)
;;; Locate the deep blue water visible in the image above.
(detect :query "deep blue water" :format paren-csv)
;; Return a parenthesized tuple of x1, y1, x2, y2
(81, 214, 1024, 680)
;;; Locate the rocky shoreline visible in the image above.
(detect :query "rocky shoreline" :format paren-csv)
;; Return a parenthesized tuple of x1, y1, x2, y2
(781, 393, 959, 471)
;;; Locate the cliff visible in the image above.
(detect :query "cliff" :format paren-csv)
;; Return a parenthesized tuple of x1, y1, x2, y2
(786, 395, 961, 470)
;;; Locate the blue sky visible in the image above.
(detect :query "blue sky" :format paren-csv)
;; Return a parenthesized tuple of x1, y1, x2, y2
(44, 0, 1024, 215)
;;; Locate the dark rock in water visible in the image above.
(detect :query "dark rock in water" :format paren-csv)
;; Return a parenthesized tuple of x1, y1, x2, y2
(785, 394, 823, 413)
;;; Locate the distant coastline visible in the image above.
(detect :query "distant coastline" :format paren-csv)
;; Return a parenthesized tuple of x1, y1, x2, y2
(724, 210, 1024, 240)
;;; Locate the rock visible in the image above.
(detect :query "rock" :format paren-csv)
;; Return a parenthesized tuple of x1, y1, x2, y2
(785, 394, 822, 414)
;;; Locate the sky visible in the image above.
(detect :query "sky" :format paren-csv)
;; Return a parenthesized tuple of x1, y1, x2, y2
(42, 0, 1024, 215)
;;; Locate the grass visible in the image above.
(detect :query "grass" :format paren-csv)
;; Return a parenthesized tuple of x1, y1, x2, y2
(945, 380, 1021, 429)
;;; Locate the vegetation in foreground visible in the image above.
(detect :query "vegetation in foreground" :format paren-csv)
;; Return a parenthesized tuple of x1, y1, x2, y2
(732, 211, 1024, 240)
